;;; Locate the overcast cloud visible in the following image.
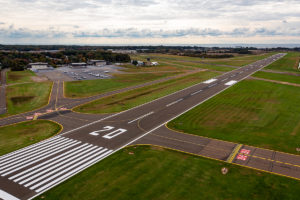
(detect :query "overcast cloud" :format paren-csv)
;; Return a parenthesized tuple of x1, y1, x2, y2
(0, 0, 299, 44)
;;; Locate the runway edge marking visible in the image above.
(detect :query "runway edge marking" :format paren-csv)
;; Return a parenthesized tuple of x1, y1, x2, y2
(28, 54, 287, 199)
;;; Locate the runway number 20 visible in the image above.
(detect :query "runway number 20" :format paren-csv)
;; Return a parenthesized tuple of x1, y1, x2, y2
(89, 126, 127, 139)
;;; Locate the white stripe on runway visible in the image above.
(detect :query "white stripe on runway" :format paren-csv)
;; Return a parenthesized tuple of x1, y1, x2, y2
(128, 112, 154, 124)
(166, 98, 183, 107)
(221, 78, 228, 82)
(208, 83, 217, 88)
(34, 150, 113, 193)
(0, 136, 61, 163)
(0, 189, 20, 200)
(1, 140, 80, 176)
(0, 137, 70, 169)
(27, 148, 108, 189)
(225, 80, 238, 86)
(0, 136, 60, 161)
(203, 79, 217, 84)
(11, 143, 91, 182)
(19, 145, 98, 185)
(191, 90, 202, 96)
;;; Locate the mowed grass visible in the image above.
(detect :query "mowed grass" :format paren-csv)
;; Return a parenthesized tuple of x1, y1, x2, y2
(168, 80, 300, 154)
(6, 70, 36, 84)
(253, 71, 300, 85)
(134, 52, 276, 67)
(74, 71, 219, 114)
(0, 120, 61, 156)
(1, 82, 52, 117)
(35, 146, 300, 200)
(64, 72, 180, 98)
(265, 52, 300, 72)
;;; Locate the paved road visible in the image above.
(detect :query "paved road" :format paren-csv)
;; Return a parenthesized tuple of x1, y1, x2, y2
(0, 53, 293, 200)
(0, 69, 204, 127)
(0, 69, 8, 115)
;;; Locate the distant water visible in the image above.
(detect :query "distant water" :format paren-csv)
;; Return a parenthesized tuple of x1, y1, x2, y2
(170, 44, 300, 48)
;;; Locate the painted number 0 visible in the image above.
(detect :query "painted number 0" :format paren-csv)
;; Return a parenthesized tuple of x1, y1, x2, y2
(89, 126, 127, 139)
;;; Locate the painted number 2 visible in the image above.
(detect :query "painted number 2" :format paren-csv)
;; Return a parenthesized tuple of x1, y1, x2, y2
(89, 126, 127, 139)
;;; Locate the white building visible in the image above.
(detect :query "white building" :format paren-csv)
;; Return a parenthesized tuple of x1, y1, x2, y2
(28, 62, 52, 71)
(71, 63, 87, 68)
(151, 62, 159, 66)
(88, 60, 106, 66)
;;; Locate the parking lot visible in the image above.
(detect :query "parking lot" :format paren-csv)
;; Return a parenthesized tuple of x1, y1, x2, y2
(37, 65, 124, 81)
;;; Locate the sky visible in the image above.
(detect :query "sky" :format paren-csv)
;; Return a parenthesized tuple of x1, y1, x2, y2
(0, 0, 300, 45)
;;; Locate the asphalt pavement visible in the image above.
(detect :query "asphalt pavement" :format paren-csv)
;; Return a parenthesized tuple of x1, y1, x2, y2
(1, 53, 299, 200)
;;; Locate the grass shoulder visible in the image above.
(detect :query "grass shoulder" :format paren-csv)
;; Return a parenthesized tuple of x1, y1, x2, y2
(74, 71, 219, 114)
(1, 82, 52, 117)
(0, 120, 61, 156)
(265, 52, 300, 73)
(168, 79, 300, 154)
(35, 146, 300, 200)
(64, 72, 180, 98)
(6, 70, 36, 84)
(253, 71, 300, 85)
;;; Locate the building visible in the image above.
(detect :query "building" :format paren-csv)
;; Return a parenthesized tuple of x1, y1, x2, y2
(27, 62, 52, 71)
(71, 63, 87, 68)
(151, 62, 159, 66)
(88, 60, 106, 66)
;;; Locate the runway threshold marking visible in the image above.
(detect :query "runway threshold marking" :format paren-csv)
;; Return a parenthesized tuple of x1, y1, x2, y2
(128, 111, 154, 124)
(203, 79, 217, 84)
(0, 189, 20, 200)
(166, 98, 183, 107)
(191, 90, 202, 96)
(225, 80, 237, 86)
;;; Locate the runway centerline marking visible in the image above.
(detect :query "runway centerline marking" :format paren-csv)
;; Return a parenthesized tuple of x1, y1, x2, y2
(166, 98, 183, 107)
(208, 83, 217, 88)
(191, 90, 202, 96)
(203, 79, 217, 84)
(221, 78, 228, 82)
(225, 80, 238, 86)
(128, 111, 154, 124)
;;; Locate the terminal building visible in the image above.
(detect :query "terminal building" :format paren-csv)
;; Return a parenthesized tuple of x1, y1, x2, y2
(87, 60, 106, 66)
(27, 62, 53, 72)
(71, 63, 87, 68)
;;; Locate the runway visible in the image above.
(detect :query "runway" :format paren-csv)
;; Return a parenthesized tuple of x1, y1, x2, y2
(2, 53, 299, 200)
(0, 69, 204, 127)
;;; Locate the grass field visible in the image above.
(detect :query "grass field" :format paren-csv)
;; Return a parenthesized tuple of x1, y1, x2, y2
(0, 120, 61, 156)
(253, 71, 300, 85)
(35, 146, 300, 200)
(168, 79, 300, 154)
(133, 52, 276, 67)
(64, 72, 180, 98)
(6, 70, 36, 84)
(1, 82, 52, 117)
(265, 52, 300, 72)
(74, 71, 219, 114)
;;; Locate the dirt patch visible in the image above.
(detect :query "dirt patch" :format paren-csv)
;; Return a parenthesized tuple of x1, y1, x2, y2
(31, 76, 48, 82)
(10, 96, 35, 105)
(8, 74, 22, 81)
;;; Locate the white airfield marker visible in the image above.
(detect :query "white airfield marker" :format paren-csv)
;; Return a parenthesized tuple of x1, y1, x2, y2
(225, 80, 238, 86)
(203, 79, 217, 84)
